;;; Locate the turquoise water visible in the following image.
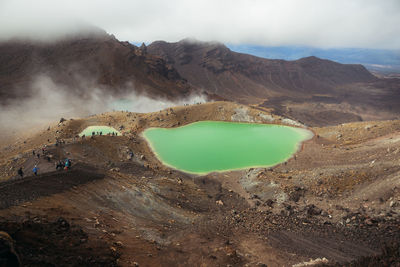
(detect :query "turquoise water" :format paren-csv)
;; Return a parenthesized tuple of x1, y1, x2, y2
(109, 99, 133, 111)
(79, 126, 121, 137)
(143, 121, 312, 174)
(108, 98, 170, 113)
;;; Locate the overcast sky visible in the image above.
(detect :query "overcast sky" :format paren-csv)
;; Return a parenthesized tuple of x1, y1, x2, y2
(0, 0, 399, 49)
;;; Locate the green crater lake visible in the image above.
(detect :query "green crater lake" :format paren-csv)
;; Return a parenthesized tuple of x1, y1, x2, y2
(79, 126, 121, 137)
(143, 121, 313, 174)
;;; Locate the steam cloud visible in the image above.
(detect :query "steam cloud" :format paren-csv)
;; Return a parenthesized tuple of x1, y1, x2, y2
(0, 75, 207, 137)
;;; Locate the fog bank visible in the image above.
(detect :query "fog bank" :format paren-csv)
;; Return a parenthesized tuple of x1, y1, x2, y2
(0, 75, 207, 136)
(1, 0, 399, 49)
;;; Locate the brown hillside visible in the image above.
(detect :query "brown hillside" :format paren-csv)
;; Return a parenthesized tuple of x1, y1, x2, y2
(0, 102, 399, 266)
(148, 39, 400, 126)
(147, 39, 376, 102)
(1, 32, 399, 126)
(0, 30, 193, 103)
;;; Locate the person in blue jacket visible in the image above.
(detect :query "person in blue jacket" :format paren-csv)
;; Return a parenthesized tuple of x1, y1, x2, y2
(33, 165, 38, 175)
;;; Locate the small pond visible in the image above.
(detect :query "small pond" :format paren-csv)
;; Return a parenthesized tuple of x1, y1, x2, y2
(79, 126, 121, 137)
(143, 121, 313, 174)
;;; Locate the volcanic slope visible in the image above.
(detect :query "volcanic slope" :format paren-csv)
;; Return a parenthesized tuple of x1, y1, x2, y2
(0, 102, 399, 266)
(148, 39, 400, 126)
(0, 28, 192, 104)
(2, 31, 399, 127)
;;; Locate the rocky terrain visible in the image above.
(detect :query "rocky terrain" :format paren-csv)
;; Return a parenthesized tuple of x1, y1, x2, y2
(1, 30, 400, 127)
(148, 39, 376, 101)
(148, 39, 400, 126)
(0, 28, 192, 104)
(1, 27, 400, 266)
(0, 101, 399, 266)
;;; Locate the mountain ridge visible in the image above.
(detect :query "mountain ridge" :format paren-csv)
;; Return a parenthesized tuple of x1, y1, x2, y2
(0, 31, 193, 104)
(226, 44, 400, 75)
(1, 31, 399, 126)
(148, 39, 377, 103)
(147, 39, 400, 125)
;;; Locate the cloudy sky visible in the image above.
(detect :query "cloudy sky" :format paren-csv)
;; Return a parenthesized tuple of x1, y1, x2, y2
(0, 0, 399, 49)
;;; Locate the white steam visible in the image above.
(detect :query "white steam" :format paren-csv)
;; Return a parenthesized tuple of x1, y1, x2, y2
(108, 93, 207, 113)
(0, 75, 207, 135)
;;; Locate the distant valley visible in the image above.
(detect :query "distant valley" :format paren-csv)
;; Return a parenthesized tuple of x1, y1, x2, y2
(227, 44, 400, 76)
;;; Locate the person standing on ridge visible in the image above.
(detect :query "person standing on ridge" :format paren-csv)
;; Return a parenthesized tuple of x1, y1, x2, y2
(56, 160, 64, 170)
(17, 167, 23, 178)
(56, 161, 62, 170)
(64, 159, 71, 170)
(33, 165, 38, 176)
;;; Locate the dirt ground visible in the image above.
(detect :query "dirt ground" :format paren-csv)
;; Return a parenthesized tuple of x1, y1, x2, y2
(0, 101, 399, 266)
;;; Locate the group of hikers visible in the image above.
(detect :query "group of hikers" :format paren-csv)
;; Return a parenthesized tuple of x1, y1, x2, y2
(15, 126, 121, 179)
(17, 165, 39, 178)
(56, 158, 72, 171)
(17, 158, 72, 178)
(92, 131, 118, 136)
(81, 131, 118, 139)
(32, 147, 51, 162)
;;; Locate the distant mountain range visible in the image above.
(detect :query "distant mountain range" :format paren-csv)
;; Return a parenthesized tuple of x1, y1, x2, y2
(148, 39, 376, 103)
(1, 28, 400, 126)
(227, 45, 400, 74)
(148, 39, 400, 125)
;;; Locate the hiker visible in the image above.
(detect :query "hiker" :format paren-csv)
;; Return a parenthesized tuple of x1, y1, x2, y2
(32, 150, 35, 156)
(64, 159, 71, 170)
(33, 165, 38, 176)
(56, 160, 63, 170)
(17, 167, 23, 178)
(37, 153, 40, 159)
